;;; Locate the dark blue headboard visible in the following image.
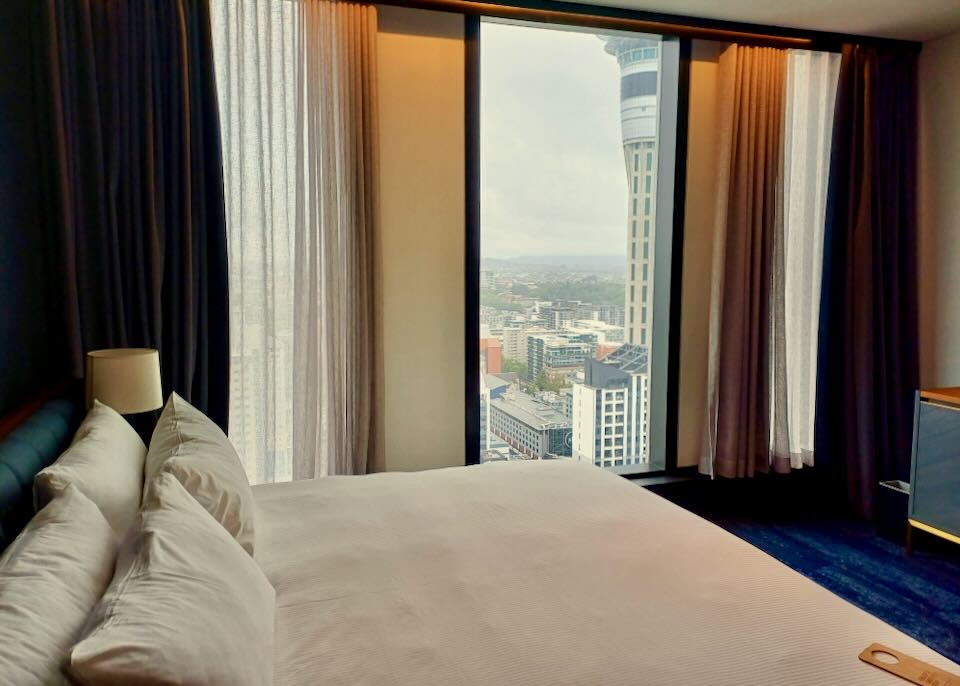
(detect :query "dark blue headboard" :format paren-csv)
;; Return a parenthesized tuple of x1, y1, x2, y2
(0, 393, 80, 550)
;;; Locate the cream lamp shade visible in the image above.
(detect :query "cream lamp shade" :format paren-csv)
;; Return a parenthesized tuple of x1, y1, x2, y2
(86, 348, 163, 414)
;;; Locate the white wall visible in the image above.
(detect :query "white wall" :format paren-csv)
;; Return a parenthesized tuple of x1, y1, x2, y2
(918, 29, 960, 387)
(377, 7, 465, 472)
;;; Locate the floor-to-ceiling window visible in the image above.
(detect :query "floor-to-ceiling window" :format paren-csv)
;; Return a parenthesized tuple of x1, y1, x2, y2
(476, 20, 682, 474)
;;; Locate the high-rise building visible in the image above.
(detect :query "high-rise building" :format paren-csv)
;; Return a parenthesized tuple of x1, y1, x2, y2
(479, 337, 503, 374)
(501, 326, 524, 361)
(502, 325, 548, 362)
(566, 319, 625, 344)
(594, 304, 625, 328)
(527, 333, 597, 382)
(603, 37, 660, 349)
(571, 344, 650, 468)
(540, 306, 577, 331)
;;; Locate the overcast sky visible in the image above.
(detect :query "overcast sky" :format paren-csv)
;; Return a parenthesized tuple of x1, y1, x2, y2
(480, 21, 627, 259)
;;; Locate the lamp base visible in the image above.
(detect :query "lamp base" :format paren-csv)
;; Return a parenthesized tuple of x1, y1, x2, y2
(125, 409, 160, 448)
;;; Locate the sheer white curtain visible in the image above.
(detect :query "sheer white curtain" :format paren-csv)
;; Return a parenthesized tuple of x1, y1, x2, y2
(770, 49, 841, 470)
(213, 0, 297, 484)
(293, 0, 379, 480)
(702, 46, 839, 477)
(212, 0, 379, 483)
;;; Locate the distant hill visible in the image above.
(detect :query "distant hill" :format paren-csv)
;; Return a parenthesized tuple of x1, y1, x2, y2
(481, 255, 624, 272)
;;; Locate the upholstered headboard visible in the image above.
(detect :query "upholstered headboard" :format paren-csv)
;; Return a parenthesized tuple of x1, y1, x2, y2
(0, 391, 80, 550)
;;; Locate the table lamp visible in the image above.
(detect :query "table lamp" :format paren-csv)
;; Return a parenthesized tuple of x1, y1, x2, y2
(86, 348, 163, 415)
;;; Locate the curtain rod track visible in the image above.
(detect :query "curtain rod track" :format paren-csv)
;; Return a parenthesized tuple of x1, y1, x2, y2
(375, 0, 922, 53)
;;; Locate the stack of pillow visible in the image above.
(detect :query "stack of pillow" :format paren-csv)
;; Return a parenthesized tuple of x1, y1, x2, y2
(0, 393, 275, 685)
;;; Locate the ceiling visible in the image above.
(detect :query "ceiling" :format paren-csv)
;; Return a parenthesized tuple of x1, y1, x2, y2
(565, 0, 960, 42)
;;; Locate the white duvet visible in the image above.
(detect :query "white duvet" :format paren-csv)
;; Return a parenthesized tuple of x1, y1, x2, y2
(253, 460, 958, 685)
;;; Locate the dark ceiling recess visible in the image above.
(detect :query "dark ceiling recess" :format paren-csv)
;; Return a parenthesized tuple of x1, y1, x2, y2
(376, 0, 921, 52)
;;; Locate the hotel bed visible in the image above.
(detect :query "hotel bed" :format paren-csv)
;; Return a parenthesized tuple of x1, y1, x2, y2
(255, 460, 959, 685)
(1, 392, 958, 684)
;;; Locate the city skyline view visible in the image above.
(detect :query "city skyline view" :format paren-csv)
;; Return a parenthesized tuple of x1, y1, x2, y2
(479, 19, 664, 473)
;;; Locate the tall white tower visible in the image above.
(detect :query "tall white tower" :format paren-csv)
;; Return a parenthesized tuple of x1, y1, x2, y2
(603, 37, 660, 349)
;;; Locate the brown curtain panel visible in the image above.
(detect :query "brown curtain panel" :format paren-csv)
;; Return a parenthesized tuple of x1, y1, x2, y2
(210, 0, 379, 482)
(41, 0, 229, 430)
(702, 45, 786, 479)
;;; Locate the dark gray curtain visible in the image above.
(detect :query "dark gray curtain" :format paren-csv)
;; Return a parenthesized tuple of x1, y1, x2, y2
(815, 44, 919, 518)
(42, 0, 229, 430)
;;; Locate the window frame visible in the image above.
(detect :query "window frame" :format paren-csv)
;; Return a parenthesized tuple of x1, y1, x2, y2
(465, 15, 690, 478)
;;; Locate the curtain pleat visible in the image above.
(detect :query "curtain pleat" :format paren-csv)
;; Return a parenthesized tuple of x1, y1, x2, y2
(704, 46, 842, 481)
(212, 0, 379, 482)
(771, 50, 841, 470)
(211, 0, 298, 482)
(293, 0, 379, 480)
(43, 0, 230, 430)
(815, 44, 919, 518)
(703, 45, 786, 479)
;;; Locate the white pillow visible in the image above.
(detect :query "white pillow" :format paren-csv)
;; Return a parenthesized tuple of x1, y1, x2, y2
(34, 400, 146, 535)
(67, 472, 275, 686)
(144, 392, 256, 555)
(0, 485, 118, 685)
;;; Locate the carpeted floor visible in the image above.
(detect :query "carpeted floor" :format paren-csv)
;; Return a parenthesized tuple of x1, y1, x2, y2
(645, 478, 960, 664)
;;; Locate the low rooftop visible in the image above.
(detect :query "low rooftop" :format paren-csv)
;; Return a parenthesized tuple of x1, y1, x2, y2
(491, 391, 570, 430)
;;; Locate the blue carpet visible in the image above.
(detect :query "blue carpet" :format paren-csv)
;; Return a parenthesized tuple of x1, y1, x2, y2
(646, 480, 960, 664)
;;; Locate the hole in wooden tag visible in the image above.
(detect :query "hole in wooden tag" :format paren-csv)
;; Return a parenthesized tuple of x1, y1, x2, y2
(872, 650, 900, 665)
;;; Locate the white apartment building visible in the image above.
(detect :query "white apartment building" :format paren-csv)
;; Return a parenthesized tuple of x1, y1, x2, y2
(566, 319, 625, 344)
(502, 325, 548, 362)
(502, 327, 526, 361)
(571, 344, 649, 468)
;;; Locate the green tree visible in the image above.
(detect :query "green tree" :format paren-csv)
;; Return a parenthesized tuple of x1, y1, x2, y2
(502, 359, 528, 377)
(534, 371, 567, 393)
(480, 290, 525, 311)
(507, 279, 624, 307)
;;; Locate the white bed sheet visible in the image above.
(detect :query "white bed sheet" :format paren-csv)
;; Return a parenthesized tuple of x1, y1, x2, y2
(253, 460, 959, 685)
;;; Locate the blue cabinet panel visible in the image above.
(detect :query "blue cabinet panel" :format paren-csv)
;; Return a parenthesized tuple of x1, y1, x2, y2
(909, 400, 960, 537)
